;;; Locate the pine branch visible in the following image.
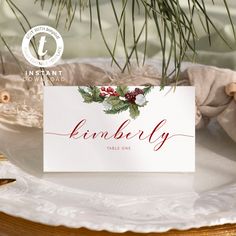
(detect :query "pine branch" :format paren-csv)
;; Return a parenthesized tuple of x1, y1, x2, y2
(116, 86, 128, 97)
(2, 0, 235, 86)
(0, 34, 25, 73)
(78, 87, 93, 103)
(104, 102, 130, 114)
(78, 87, 104, 103)
(143, 86, 153, 95)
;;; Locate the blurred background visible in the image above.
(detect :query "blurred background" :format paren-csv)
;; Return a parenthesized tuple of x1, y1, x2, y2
(0, 0, 236, 69)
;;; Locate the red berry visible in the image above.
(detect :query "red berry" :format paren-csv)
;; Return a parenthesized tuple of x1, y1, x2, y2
(125, 92, 136, 103)
(101, 87, 106, 91)
(135, 88, 144, 94)
(114, 92, 120, 97)
(107, 87, 114, 93)
(100, 93, 106, 97)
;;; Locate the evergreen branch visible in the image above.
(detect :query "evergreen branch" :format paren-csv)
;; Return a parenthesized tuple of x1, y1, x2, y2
(78, 87, 104, 103)
(88, 86, 104, 102)
(143, 86, 153, 95)
(194, 0, 233, 49)
(110, 0, 130, 69)
(95, 0, 122, 70)
(0, 34, 25, 74)
(143, 4, 148, 66)
(78, 86, 151, 119)
(5, 0, 54, 85)
(2, 0, 236, 87)
(116, 85, 128, 97)
(223, 0, 236, 40)
(104, 102, 130, 114)
(88, 0, 93, 38)
(132, 0, 139, 66)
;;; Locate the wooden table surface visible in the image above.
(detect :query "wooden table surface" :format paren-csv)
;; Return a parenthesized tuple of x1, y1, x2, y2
(1, 154, 236, 236)
(0, 212, 236, 236)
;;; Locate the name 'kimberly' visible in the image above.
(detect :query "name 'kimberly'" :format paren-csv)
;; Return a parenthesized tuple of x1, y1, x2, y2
(45, 119, 193, 152)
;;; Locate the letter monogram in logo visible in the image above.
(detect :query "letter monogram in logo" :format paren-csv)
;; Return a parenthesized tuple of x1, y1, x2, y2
(22, 25, 64, 67)
(38, 36, 48, 57)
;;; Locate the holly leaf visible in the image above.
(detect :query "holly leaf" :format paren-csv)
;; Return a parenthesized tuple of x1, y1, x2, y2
(78, 87, 93, 103)
(78, 87, 88, 95)
(83, 94, 94, 103)
(143, 86, 154, 95)
(106, 96, 122, 106)
(129, 104, 140, 119)
(116, 86, 129, 97)
(104, 102, 129, 114)
(89, 86, 104, 102)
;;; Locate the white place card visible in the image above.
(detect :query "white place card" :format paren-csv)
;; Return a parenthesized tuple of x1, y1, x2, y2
(44, 86, 195, 172)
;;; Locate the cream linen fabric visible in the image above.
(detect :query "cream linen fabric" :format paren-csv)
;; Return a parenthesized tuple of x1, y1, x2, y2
(0, 54, 235, 142)
(0, 0, 235, 141)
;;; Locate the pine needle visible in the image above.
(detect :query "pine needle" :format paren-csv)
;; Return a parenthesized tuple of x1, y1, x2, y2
(2, 0, 236, 86)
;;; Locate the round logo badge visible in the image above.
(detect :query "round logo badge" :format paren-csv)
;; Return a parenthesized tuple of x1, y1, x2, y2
(22, 25, 64, 67)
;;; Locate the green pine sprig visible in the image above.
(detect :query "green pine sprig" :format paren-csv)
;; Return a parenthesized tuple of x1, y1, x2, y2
(78, 87, 105, 103)
(2, 0, 235, 86)
(143, 85, 153, 95)
(104, 102, 130, 114)
(116, 85, 129, 97)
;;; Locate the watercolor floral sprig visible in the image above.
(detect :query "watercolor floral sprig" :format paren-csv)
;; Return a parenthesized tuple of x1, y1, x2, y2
(78, 86, 153, 119)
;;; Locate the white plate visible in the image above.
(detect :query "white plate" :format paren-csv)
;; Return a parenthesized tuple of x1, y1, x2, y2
(0, 120, 236, 233)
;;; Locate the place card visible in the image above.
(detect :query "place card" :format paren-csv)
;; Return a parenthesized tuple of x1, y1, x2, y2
(44, 86, 195, 172)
